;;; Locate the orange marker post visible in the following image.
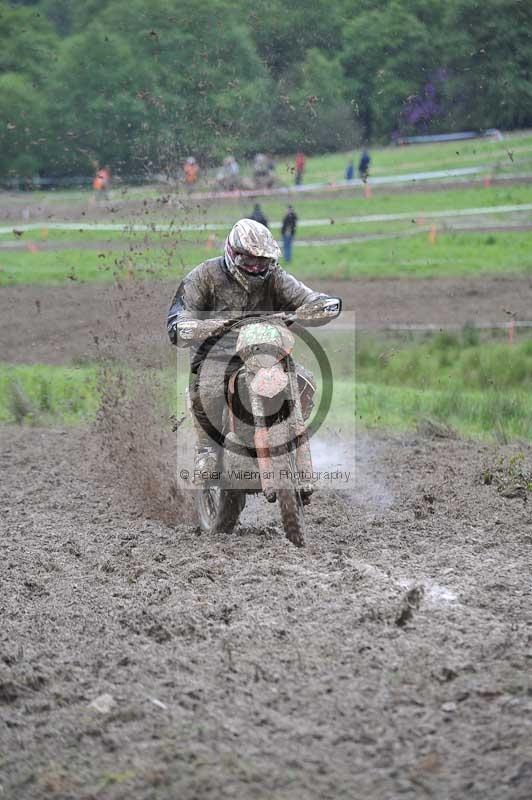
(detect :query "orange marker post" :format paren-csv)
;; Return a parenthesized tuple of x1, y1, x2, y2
(428, 224, 437, 245)
(363, 182, 372, 199)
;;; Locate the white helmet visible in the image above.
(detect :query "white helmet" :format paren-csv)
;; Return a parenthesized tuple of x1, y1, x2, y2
(224, 218, 281, 287)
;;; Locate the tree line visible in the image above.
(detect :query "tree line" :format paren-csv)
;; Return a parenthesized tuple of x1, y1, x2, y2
(1, 0, 531, 178)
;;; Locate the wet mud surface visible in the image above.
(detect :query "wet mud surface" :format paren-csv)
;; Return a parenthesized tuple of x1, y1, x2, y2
(2, 274, 532, 365)
(1, 426, 531, 799)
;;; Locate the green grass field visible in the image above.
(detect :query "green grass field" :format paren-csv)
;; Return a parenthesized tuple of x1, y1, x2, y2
(0, 364, 98, 424)
(156, 182, 532, 226)
(356, 332, 532, 390)
(0, 245, 199, 285)
(2, 129, 531, 212)
(1, 181, 531, 288)
(2, 334, 532, 440)
(354, 382, 532, 441)
(0, 218, 422, 243)
(2, 230, 532, 286)
(6, 129, 529, 202)
(328, 333, 532, 440)
(277, 131, 532, 184)
(293, 231, 532, 280)
(2, 182, 530, 236)
(255, 184, 532, 227)
(3, 134, 532, 442)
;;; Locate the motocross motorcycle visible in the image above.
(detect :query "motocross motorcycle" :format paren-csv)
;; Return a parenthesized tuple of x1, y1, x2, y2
(195, 297, 341, 547)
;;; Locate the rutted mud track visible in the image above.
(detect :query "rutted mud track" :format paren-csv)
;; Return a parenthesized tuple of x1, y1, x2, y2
(2, 274, 532, 365)
(1, 426, 531, 799)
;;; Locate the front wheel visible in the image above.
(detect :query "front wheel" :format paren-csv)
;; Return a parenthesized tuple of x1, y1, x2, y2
(273, 448, 305, 548)
(278, 485, 305, 547)
(196, 486, 246, 534)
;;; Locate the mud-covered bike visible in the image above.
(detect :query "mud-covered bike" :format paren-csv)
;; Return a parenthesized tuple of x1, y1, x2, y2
(195, 298, 341, 546)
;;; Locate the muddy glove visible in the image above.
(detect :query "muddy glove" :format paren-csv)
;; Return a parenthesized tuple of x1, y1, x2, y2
(170, 318, 231, 346)
(295, 297, 342, 326)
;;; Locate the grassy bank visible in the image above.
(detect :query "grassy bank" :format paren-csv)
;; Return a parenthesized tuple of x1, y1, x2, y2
(2, 333, 532, 441)
(0, 364, 98, 424)
(279, 131, 532, 184)
(354, 382, 532, 441)
(353, 332, 532, 440)
(356, 333, 532, 390)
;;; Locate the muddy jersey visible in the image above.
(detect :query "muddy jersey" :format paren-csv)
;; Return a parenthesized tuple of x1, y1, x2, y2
(167, 256, 327, 371)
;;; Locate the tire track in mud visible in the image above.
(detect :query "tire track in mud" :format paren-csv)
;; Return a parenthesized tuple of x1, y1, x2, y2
(242, 436, 461, 616)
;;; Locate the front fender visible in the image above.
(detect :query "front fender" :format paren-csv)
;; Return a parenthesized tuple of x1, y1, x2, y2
(250, 364, 288, 398)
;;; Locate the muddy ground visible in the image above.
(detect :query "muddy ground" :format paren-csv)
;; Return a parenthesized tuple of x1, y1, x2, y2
(1, 425, 531, 799)
(2, 184, 532, 799)
(2, 274, 531, 365)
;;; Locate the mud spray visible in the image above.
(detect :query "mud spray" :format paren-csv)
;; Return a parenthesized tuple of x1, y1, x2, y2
(87, 193, 224, 528)
(312, 434, 394, 511)
(91, 284, 393, 528)
(90, 268, 392, 526)
(93, 279, 195, 526)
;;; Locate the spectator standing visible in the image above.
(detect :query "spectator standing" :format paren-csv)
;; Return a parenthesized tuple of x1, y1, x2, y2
(281, 205, 298, 262)
(345, 159, 355, 181)
(253, 153, 268, 180)
(253, 153, 276, 188)
(217, 156, 240, 190)
(93, 165, 111, 200)
(228, 155, 239, 182)
(294, 152, 306, 185)
(358, 150, 371, 182)
(249, 203, 269, 229)
(183, 157, 199, 189)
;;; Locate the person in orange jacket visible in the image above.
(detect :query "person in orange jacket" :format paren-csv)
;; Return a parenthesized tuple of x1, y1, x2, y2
(183, 157, 199, 188)
(93, 166, 111, 199)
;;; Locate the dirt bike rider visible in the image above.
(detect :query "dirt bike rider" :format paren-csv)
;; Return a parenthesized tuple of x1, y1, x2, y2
(167, 218, 340, 477)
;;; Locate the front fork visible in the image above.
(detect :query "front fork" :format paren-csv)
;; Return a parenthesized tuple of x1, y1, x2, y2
(249, 359, 315, 502)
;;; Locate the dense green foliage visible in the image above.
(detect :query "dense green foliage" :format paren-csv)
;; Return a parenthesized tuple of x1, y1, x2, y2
(1, 0, 531, 176)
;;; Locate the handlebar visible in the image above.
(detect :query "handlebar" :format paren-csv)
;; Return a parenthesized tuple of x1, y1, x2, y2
(223, 312, 296, 331)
